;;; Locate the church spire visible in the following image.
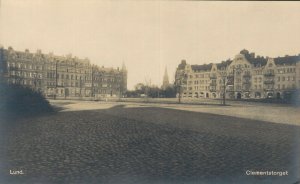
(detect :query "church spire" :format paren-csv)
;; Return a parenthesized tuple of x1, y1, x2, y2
(162, 66, 170, 90)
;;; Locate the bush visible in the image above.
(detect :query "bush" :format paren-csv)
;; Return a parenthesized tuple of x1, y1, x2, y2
(0, 82, 54, 118)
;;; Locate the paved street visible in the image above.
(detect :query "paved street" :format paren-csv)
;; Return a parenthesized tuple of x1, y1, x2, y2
(0, 101, 299, 184)
(56, 99, 300, 125)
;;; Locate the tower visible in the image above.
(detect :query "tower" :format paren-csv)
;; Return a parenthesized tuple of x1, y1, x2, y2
(162, 67, 170, 90)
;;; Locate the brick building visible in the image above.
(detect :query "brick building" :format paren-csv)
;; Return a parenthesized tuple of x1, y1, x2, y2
(0, 46, 127, 100)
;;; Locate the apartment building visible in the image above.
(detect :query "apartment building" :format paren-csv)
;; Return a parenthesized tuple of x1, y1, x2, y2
(0, 46, 127, 100)
(175, 50, 300, 99)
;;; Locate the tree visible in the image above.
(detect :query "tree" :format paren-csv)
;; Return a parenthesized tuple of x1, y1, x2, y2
(175, 73, 187, 103)
(219, 69, 228, 105)
(161, 85, 176, 98)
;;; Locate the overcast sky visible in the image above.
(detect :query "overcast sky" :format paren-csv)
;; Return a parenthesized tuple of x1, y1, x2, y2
(1, 1, 300, 89)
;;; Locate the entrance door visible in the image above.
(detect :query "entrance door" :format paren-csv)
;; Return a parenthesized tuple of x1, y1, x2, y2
(276, 92, 281, 99)
(65, 88, 69, 97)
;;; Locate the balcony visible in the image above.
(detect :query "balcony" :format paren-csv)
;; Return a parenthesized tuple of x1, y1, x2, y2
(264, 73, 275, 77)
(210, 75, 217, 79)
(209, 86, 216, 92)
(242, 80, 251, 84)
(226, 85, 234, 92)
(243, 74, 251, 78)
(264, 88, 275, 91)
(242, 89, 251, 92)
(242, 84, 251, 91)
(264, 80, 275, 84)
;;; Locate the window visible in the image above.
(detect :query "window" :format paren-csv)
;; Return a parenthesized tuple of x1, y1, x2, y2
(277, 77, 280, 81)
(282, 76, 285, 81)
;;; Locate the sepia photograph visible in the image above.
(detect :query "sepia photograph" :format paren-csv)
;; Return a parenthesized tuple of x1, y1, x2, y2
(0, 0, 300, 183)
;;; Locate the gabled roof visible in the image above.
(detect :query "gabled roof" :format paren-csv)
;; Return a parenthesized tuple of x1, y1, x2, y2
(247, 57, 268, 67)
(191, 63, 212, 71)
(242, 50, 300, 66)
(274, 55, 300, 66)
(244, 55, 300, 67)
(216, 60, 232, 69)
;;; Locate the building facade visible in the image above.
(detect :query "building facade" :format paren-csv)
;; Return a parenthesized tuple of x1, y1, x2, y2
(0, 46, 127, 100)
(175, 50, 300, 99)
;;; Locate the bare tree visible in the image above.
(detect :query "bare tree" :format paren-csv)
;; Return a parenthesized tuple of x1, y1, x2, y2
(175, 71, 187, 104)
(219, 69, 228, 105)
(144, 77, 151, 103)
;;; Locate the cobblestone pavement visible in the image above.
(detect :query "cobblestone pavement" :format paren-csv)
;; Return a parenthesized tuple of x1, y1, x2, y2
(0, 105, 299, 184)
